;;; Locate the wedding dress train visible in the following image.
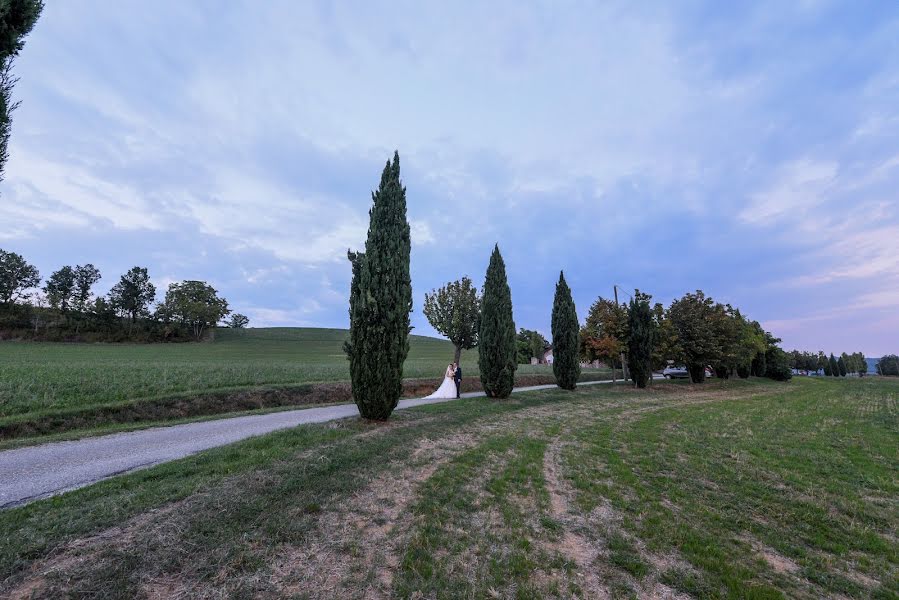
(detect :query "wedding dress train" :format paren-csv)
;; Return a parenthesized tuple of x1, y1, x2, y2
(425, 367, 458, 399)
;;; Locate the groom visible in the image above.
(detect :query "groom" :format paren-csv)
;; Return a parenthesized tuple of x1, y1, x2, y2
(453, 362, 462, 398)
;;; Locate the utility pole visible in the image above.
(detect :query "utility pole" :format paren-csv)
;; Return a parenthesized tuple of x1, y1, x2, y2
(614, 285, 629, 383)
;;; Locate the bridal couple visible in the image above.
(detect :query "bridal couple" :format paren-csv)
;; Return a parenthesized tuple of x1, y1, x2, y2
(425, 362, 462, 399)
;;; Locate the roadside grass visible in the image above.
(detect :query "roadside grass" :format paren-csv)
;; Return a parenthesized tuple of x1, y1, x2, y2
(1, 377, 895, 599)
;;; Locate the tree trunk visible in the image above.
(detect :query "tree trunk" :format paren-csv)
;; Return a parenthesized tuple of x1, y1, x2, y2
(453, 344, 462, 365)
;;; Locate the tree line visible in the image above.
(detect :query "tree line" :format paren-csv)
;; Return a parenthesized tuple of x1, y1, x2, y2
(785, 350, 869, 377)
(423, 273, 797, 399)
(0, 248, 247, 341)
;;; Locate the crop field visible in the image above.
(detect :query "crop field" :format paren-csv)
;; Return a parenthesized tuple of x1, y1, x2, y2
(0, 328, 615, 442)
(1, 377, 895, 599)
(0, 328, 461, 417)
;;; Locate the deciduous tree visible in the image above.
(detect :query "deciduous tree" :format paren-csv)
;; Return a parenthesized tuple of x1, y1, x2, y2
(667, 290, 720, 383)
(0, 248, 39, 306)
(226, 313, 249, 329)
(44, 266, 75, 313)
(517, 328, 547, 364)
(579, 295, 627, 380)
(73, 264, 101, 312)
(160, 280, 230, 341)
(423, 276, 480, 364)
(108, 266, 156, 332)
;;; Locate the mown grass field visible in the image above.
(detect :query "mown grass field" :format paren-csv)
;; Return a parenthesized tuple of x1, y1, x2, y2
(1, 377, 895, 599)
(1, 328, 614, 442)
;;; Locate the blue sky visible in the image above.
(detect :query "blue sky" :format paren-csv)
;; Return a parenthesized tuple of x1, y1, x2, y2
(2, 1, 898, 356)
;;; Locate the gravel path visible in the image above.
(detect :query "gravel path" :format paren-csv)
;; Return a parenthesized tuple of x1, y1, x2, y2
(0, 379, 616, 508)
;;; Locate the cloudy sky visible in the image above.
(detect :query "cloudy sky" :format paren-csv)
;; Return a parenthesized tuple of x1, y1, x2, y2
(3, 1, 898, 355)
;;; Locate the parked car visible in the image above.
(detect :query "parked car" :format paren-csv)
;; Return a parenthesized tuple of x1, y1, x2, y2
(663, 365, 715, 379)
(663, 366, 690, 379)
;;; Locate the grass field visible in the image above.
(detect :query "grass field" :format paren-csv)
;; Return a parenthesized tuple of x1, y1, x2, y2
(1, 377, 895, 599)
(0, 328, 614, 441)
(0, 328, 467, 418)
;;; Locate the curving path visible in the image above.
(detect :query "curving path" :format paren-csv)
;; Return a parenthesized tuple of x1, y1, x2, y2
(0, 380, 620, 508)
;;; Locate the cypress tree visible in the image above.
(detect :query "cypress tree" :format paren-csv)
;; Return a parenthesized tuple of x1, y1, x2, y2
(344, 152, 412, 420)
(478, 245, 517, 398)
(551, 271, 580, 390)
(829, 354, 839, 378)
(822, 355, 833, 376)
(837, 355, 847, 377)
(626, 290, 655, 388)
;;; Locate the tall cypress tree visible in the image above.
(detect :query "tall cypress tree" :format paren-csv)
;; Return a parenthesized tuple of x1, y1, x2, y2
(837, 355, 847, 377)
(626, 290, 655, 388)
(0, 0, 43, 188)
(828, 354, 839, 378)
(551, 271, 580, 390)
(478, 245, 517, 398)
(344, 152, 412, 420)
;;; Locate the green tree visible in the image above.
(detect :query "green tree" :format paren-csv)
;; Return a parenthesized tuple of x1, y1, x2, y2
(857, 352, 868, 376)
(551, 271, 580, 390)
(108, 266, 156, 332)
(828, 354, 839, 377)
(423, 276, 480, 364)
(226, 313, 249, 329)
(650, 302, 679, 374)
(160, 280, 230, 341)
(579, 295, 627, 380)
(709, 303, 742, 379)
(73, 263, 101, 312)
(478, 244, 517, 398)
(516, 328, 547, 364)
(0, 0, 43, 187)
(44, 265, 75, 313)
(877, 355, 898, 376)
(668, 290, 720, 383)
(822, 352, 832, 376)
(837, 355, 847, 377)
(0, 247, 38, 306)
(344, 152, 412, 420)
(626, 290, 654, 388)
(737, 318, 766, 378)
(764, 346, 793, 381)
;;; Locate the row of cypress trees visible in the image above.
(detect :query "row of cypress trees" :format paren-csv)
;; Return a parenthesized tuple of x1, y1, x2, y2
(478, 253, 584, 397)
(342, 152, 648, 419)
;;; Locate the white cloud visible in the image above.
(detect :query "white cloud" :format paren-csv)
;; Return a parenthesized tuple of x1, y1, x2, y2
(739, 159, 839, 224)
(410, 220, 435, 246)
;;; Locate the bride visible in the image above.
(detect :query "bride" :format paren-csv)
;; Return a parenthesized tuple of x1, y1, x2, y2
(425, 363, 458, 399)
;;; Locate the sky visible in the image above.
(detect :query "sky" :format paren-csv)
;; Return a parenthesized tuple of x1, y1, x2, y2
(2, 0, 898, 356)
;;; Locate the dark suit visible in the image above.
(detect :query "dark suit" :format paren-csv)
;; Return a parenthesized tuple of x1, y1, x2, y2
(453, 366, 462, 398)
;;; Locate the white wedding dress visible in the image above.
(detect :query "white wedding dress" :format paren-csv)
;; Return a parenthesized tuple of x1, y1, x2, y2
(425, 366, 458, 399)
